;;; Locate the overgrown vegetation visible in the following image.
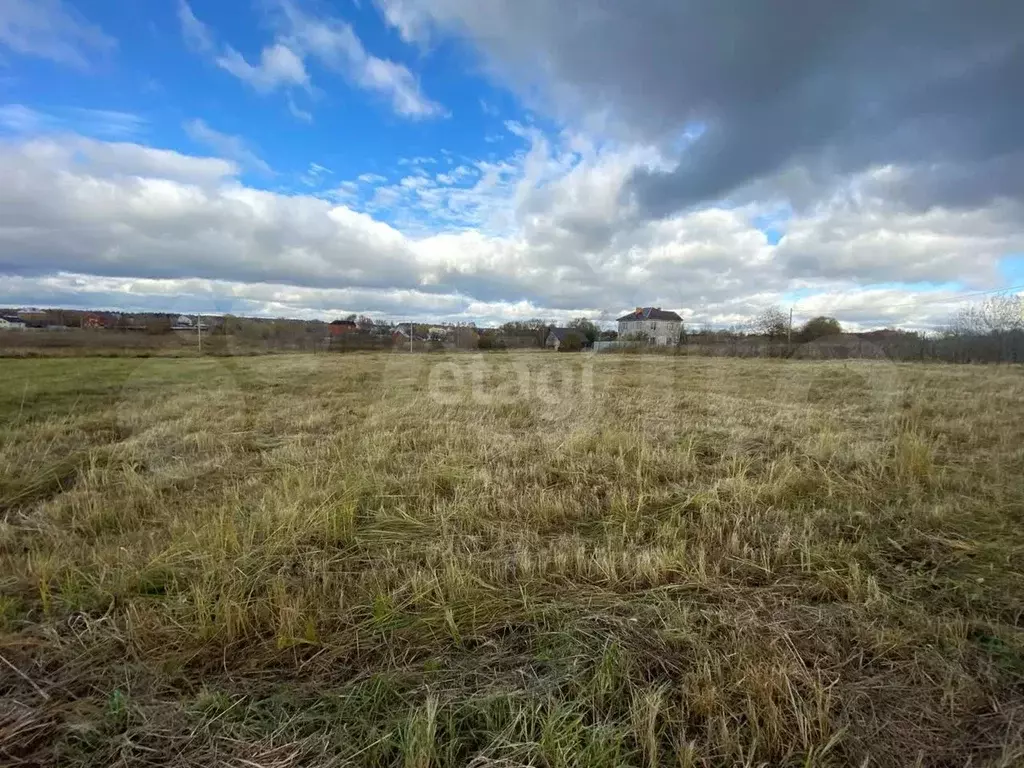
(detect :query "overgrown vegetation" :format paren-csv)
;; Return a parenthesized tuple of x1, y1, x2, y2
(1, 352, 1023, 766)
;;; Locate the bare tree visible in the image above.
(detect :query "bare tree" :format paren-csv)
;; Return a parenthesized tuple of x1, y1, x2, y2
(945, 294, 1022, 337)
(751, 305, 789, 339)
(978, 294, 1023, 335)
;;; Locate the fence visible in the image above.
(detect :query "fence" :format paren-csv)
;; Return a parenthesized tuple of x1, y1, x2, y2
(592, 332, 1024, 364)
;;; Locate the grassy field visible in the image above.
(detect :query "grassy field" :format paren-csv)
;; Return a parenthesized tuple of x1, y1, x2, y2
(1, 351, 1023, 767)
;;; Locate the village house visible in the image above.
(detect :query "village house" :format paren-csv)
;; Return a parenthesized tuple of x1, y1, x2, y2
(171, 315, 208, 331)
(328, 319, 357, 337)
(82, 312, 106, 329)
(617, 307, 684, 346)
(392, 323, 428, 344)
(0, 315, 27, 330)
(545, 327, 587, 351)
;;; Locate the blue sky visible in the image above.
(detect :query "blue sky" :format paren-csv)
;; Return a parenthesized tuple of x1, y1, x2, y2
(0, 0, 1021, 330)
(2, 0, 520, 209)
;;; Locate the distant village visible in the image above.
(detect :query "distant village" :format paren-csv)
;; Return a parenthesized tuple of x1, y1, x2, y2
(0, 304, 923, 353)
(0, 305, 698, 351)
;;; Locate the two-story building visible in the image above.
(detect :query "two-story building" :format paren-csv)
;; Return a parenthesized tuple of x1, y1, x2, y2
(616, 307, 684, 346)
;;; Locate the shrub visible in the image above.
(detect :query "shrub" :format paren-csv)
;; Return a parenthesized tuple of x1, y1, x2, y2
(558, 334, 583, 352)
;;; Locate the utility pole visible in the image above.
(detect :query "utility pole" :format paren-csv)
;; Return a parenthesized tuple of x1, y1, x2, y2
(409, 322, 413, 353)
(197, 313, 202, 354)
(787, 307, 793, 355)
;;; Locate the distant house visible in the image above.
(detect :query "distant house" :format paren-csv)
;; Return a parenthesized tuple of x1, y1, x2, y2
(392, 323, 427, 342)
(545, 327, 587, 351)
(617, 307, 683, 346)
(16, 309, 47, 328)
(0, 315, 26, 330)
(171, 314, 208, 331)
(328, 319, 357, 337)
(82, 312, 106, 329)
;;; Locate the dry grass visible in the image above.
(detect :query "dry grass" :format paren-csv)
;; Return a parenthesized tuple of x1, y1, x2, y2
(1, 351, 1023, 767)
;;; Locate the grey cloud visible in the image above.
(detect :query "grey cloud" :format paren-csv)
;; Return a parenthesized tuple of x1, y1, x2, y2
(377, 0, 1024, 217)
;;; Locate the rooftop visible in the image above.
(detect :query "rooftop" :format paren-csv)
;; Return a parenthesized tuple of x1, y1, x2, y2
(616, 307, 683, 322)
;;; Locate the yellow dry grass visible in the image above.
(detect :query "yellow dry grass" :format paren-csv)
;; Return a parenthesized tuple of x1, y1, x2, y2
(1, 351, 1023, 767)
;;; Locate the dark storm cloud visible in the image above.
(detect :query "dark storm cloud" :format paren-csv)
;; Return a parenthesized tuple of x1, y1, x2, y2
(380, 0, 1024, 216)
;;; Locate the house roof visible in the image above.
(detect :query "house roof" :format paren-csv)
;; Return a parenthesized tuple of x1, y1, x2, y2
(1, 315, 26, 323)
(548, 327, 587, 342)
(330, 319, 357, 326)
(616, 307, 683, 322)
(393, 325, 427, 340)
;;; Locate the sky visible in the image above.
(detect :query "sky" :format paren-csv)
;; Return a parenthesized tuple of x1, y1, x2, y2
(0, 0, 1022, 330)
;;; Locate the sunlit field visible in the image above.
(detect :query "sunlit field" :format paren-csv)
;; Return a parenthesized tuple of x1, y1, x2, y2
(1, 351, 1022, 766)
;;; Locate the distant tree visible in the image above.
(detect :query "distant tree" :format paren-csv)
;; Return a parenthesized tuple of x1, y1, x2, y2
(944, 294, 1023, 338)
(145, 317, 172, 335)
(752, 306, 789, 339)
(452, 324, 478, 349)
(501, 319, 550, 347)
(568, 317, 599, 344)
(978, 294, 1023, 335)
(598, 329, 618, 341)
(799, 315, 842, 342)
(477, 330, 505, 350)
(356, 315, 375, 331)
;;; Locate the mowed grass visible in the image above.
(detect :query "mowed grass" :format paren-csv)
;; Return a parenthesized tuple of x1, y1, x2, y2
(1, 351, 1023, 767)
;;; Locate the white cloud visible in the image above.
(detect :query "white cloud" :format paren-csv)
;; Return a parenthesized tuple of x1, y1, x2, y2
(357, 172, 387, 184)
(287, 96, 313, 123)
(274, 0, 444, 118)
(0, 131, 1019, 329)
(178, 1, 441, 120)
(66, 108, 146, 138)
(216, 42, 309, 93)
(324, 180, 359, 203)
(398, 156, 437, 166)
(178, 2, 311, 109)
(0, 104, 145, 138)
(436, 165, 474, 185)
(8, 134, 237, 183)
(372, 0, 426, 45)
(183, 119, 272, 175)
(299, 161, 332, 187)
(0, 0, 114, 68)
(0, 103, 45, 132)
(177, 0, 213, 53)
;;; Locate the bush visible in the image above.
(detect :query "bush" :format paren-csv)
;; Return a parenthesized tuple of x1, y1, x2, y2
(800, 316, 842, 342)
(558, 334, 583, 352)
(477, 333, 505, 350)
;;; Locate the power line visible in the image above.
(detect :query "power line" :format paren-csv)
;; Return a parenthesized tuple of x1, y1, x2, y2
(878, 282, 1024, 311)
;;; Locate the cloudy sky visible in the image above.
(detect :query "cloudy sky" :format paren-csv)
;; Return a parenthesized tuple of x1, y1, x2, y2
(0, 0, 1022, 329)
